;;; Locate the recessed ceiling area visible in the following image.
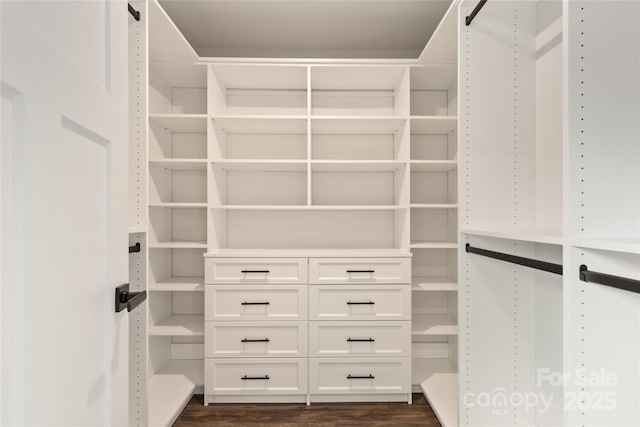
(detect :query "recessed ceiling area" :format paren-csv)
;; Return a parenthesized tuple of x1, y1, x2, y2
(159, 0, 452, 59)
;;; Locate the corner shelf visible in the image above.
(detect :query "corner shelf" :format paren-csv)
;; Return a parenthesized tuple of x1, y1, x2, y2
(149, 114, 207, 133)
(149, 277, 205, 292)
(412, 315, 458, 336)
(149, 159, 208, 171)
(149, 315, 205, 336)
(412, 277, 458, 292)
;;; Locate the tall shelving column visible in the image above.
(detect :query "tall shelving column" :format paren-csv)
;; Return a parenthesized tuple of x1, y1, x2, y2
(127, 1, 148, 425)
(146, 1, 206, 425)
(459, 1, 564, 426)
(565, 2, 640, 426)
(410, 1, 460, 426)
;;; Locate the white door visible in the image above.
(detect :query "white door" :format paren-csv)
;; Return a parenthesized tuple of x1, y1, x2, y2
(1, 1, 130, 425)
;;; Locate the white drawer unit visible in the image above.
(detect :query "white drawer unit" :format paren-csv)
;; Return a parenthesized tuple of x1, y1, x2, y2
(205, 258, 308, 285)
(309, 284, 411, 320)
(309, 358, 411, 394)
(205, 321, 307, 358)
(309, 321, 410, 357)
(205, 285, 308, 321)
(205, 358, 308, 395)
(309, 258, 411, 284)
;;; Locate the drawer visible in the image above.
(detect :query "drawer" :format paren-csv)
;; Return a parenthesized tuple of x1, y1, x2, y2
(309, 358, 410, 394)
(205, 285, 307, 321)
(205, 358, 308, 395)
(205, 258, 308, 285)
(309, 284, 410, 320)
(205, 321, 307, 357)
(309, 321, 410, 357)
(309, 257, 410, 284)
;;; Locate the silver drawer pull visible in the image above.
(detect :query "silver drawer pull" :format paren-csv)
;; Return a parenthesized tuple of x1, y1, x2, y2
(347, 338, 375, 342)
(241, 301, 270, 305)
(347, 375, 375, 379)
(241, 338, 270, 343)
(346, 301, 375, 305)
(241, 375, 269, 380)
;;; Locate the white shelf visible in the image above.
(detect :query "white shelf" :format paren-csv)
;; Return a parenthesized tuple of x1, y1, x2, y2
(205, 248, 411, 258)
(212, 116, 307, 134)
(311, 66, 408, 90)
(412, 314, 458, 336)
(421, 372, 459, 427)
(149, 114, 207, 133)
(149, 203, 207, 208)
(418, 0, 460, 65)
(149, 62, 207, 88)
(148, 374, 195, 427)
(410, 242, 458, 249)
(311, 161, 406, 172)
(149, 315, 204, 336)
(460, 228, 564, 245)
(412, 358, 457, 385)
(148, 0, 198, 63)
(410, 117, 457, 134)
(149, 241, 207, 249)
(410, 160, 457, 172)
(149, 277, 205, 292)
(210, 64, 308, 90)
(570, 237, 640, 254)
(212, 160, 307, 172)
(411, 204, 458, 209)
(310, 117, 406, 134)
(156, 359, 204, 387)
(149, 159, 207, 171)
(212, 205, 406, 211)
(412, 277, 458, 292)
(128, 226, 147, 234)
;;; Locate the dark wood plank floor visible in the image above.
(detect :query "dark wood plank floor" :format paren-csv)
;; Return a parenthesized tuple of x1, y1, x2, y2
(174, 393, 441, 427)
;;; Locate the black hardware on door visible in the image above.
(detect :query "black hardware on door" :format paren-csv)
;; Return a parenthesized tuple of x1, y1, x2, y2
(579, 265, 640, 295)
(241, 270, 270, 274)
(129, 242, 141, 253)
(128, 3, 140, 21)
(241, 301, 270, 305)
(115, 283, 147, 313)
(346, 301, 375, 305)
(347, 375, 375, 379)
(241, 338, 270, 343)
(241, 375, 270, 380)
(347, 338, 375, 342)
(347, 270, 375, 273)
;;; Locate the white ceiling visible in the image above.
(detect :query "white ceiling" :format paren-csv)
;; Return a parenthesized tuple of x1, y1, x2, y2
(159, 0, 453, 59)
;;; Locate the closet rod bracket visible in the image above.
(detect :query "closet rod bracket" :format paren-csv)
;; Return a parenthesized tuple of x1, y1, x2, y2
(466, 0, 487, 26)
(128, 3, 140, 21)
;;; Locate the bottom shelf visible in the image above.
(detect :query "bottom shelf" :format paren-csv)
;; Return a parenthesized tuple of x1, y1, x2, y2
(413, 359, 458, 427)
(148, 360, 204, 427)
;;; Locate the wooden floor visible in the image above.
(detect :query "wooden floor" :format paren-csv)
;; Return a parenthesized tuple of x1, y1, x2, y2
(174, 394, 441, 427)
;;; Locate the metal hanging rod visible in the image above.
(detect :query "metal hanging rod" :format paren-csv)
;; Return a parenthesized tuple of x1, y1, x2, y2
(129, 242, 141, 253)
(465, 243, 563, 275)
(579, 265, 640, 295)
(128, 3, 140, 21)
(466, 0, 488, 26)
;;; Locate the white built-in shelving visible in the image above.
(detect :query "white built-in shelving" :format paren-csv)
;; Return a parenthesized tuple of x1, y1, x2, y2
(407, 4, 460, 425)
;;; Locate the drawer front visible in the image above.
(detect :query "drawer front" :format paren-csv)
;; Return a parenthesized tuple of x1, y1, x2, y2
(309, 321, 410, 357)
(205, 258, 308, 285)
(205, 358, 308, 395)
(309, 258, 410, 284)
(206, 321, 307, 358)
(309, 358, 410, 394)
(309, 285, 410, 320)
(205, 285, 307, 321)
